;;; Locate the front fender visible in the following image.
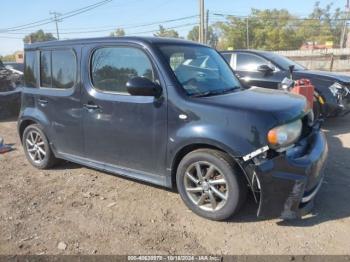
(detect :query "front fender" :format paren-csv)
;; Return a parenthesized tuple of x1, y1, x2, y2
(300, 77, 338, 109)
(167, 123, 260, 171)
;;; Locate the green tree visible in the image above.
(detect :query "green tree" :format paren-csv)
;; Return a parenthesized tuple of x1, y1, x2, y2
(215, 9, 303, 51)
(296, 2, 345, 46)
(214, 17, 247, 50)
(249, 9, 303, 50)
(110, 28, 126, 37)
(23, 29, 56, 44)
(0, 53, 16, 62)
(187, 25, 219, 47)
(154, 25, 179, 38)
(215, 2, 346, 51)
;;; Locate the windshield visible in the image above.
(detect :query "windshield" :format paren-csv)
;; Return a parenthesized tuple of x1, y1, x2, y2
(263, 52, 306, 71)
(158, 44, 241, 96)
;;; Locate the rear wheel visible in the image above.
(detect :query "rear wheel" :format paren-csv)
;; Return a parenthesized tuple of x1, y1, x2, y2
(22, 124, 58, 169)
(176, 149, 247, 221)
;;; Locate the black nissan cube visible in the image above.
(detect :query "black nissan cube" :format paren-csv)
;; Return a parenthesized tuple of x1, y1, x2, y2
(18, 37, 328, 221)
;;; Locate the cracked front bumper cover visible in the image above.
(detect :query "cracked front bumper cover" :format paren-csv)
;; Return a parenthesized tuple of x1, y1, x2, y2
(252, 127, 328, 219)
(327, 90, 350, 117)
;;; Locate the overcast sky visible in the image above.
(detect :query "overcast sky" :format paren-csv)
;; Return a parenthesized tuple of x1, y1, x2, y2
(0, 0, 346, 55)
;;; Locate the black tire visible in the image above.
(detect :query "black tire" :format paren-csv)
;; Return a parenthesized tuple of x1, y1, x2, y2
(176, 149, 247, 221)
(22, 124, 58, 169)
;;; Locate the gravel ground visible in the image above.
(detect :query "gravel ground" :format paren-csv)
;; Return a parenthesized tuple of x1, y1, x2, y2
(0, 116, 350, 255)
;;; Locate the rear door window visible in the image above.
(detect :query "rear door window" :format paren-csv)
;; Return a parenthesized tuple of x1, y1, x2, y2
(40, 51, 51, 88)
(52, 50, 76, 89)
(39, 49, 76, 89)
(236, 53, 269, 71)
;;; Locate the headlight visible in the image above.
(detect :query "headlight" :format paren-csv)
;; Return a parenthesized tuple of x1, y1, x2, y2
(267, 120, 302, 149)
(329, 82, 349, 97)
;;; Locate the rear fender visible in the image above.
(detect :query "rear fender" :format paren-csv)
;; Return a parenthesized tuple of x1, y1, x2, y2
(18, 107, 51, 142)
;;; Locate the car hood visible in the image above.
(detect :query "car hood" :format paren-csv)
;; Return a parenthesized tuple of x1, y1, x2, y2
(294, 70, 350, 84)
(197, 87, 307, 125)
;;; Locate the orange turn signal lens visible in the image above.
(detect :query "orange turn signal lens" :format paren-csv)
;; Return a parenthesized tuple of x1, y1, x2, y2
(267, 129, 278, 145)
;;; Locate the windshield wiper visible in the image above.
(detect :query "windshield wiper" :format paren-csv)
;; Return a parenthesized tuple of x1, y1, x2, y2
(190, 87, 239, 98)
(218, 87, 239, 94)
(189, 91, 212, 97)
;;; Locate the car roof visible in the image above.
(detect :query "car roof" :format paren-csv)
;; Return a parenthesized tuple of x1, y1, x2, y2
(24, 36, 205, 50)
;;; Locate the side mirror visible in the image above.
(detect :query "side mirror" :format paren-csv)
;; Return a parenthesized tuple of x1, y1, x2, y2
(126, 77, 161, 97)
(257, 64, 274, 75)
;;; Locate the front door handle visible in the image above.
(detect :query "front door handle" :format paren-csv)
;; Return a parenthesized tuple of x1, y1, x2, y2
(83, 103, 101, 110)
(38, 99, 48, 105)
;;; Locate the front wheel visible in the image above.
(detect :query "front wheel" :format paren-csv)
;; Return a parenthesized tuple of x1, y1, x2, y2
(176, 149, 247, 221)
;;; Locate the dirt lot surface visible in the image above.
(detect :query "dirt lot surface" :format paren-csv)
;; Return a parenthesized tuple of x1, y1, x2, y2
(0, 116, 350, 255)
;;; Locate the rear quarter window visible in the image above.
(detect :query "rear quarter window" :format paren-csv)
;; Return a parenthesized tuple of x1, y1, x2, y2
(24, 51, 39, 88)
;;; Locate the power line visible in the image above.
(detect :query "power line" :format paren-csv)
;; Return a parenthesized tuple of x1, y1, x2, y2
(0, 15, 199, 36)
(128, 22, 198, 35)
(0, 36, 23, 39)
(0, 0, 112, 33)
(0, 21, 198, 38)
(5, 0, 112, 31)
(211, 17, 348, 25)
(122, 15, 198, 30)
(212, 12, 350, 21)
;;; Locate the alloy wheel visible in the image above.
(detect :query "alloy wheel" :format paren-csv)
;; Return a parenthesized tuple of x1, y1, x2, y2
(25, 130, 46, 164)
(184, 161, 228, 212)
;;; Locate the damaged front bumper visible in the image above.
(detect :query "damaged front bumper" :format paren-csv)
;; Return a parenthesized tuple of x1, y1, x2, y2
(327, 86, 350, 117)
(243, 125, 328, 219)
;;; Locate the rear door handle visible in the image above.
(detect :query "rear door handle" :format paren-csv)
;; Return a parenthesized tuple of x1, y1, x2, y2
(83, 103, 101, 110)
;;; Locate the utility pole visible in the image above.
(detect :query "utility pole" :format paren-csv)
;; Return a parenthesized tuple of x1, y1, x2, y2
(205, 9, 209, 44)
(199, 0, 205, 44)
(50, 11, 61, 40)
(246, 17, 250, 49)
(198, 0, 202, 43)
(340, 0, 350, 48)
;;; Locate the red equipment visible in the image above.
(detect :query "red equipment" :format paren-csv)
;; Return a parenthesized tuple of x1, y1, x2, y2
(291, 79, 315, 110)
